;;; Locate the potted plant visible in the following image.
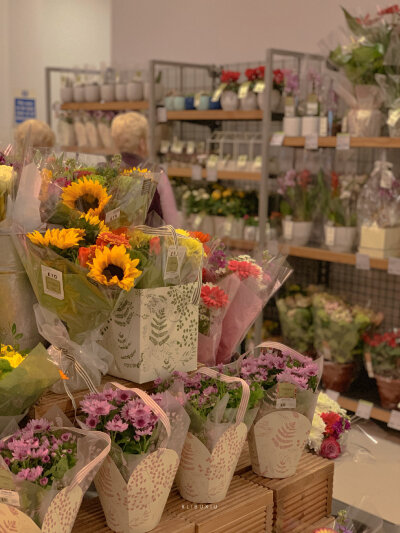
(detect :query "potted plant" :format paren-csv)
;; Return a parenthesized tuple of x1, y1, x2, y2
(220, 70, 240, 111)
(364, 329, 400, 409)
(60, 75, 73, 103)
(282, 69, 301, 135)
(258, 68, 284, 111)
(127, 70, 144, 101)
(277, 168, 316, 245)
(301, 68, 321, 136)
(240, 67, 262, 111)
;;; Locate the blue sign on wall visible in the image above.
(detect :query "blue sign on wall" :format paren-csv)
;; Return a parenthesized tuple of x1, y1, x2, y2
(14, 90, 36, 124)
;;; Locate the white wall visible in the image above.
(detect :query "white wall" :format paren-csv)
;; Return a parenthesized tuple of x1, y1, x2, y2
(0, 0, 112, 142)
(111, 0, 384, 66)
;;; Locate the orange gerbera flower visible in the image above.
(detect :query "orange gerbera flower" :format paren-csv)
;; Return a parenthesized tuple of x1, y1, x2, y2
(96, 231, 131, 249)
(189, 231, 211, 244)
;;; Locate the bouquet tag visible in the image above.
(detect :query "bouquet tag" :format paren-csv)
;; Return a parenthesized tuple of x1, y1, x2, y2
(325, 226, 336, 246)
(191, 164, 202, 181)
(270, 131, 285, 146)
(141, 177, 152, 195)
(283, 220, 293, 239)
(326, 389, 340, 401)
(238, 81, 250, 99)
(305, 133, 318, 150)
(388, 257, 400, 276)
(157, 107, 168, 123)
(0, 489, 20, 507)
(160, 140, 170, 154)
(364, 352, 374, 378)
(164, 246, 182, 280)
(276, 382, 296, 409)
(253, 155, 262, 169)
(336, 133, 350, 151)
(105, 207, 120, 224)
(284, 96, 295, 117)
(237, 155, 248, 168)
(194, 92, 201, 108)
(186, 141, 195, 155)
(355, 400, 373, 420)
(211, 83, 227, 102)
(253, 80, 265, 93)
(306, 94, 318, 116)
(319, 116, 328, 137)
(42, 265, 64, 301)
(388, 410, 400, 431)
(356, 253, 370, 271)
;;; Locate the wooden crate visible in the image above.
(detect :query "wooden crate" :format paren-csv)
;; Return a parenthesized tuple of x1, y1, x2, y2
(166, 476, 274, 533)
(240, 452, 334, 533)
(72, 496, 194, 533)
(304, 516, 335, 532)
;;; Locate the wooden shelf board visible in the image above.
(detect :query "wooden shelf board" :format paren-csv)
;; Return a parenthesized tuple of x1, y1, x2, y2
(167, 109, 263, 121)
(167, 165, 261, 181)
(338, 395, 391, 424)
(60, 101, 148, 111)
(61, 145, 117, 156)
(283, 136, 400, 148)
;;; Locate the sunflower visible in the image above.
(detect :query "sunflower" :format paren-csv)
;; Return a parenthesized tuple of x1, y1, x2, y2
(61, 177, 111, 216)
(27, 228, 85, 249)
(80, 213, 109, 233)
(87, 245, 141, 291)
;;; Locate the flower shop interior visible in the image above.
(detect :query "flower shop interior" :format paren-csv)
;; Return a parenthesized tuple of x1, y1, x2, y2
(0, 0, 400, 532)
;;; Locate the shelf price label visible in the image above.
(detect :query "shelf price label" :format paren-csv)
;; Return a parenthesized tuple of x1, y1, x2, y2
(253, 155, 262, 170)
(325, 226, 336, 246)
(356, 400, 373, 420)
(157, 106, 167, 123)
(388, 257, 400, 276)
(191, 164, 202, 181)
(305, 133, 318, 150)
(253, 80, 265, 93)
(336, 133, 350, 150)
(356, 253, 370, 271)
(270, 131, 285, 146)
(211, 83, 227, 102)
(325, 389, 340, 401)
(388, 410, 400, 431)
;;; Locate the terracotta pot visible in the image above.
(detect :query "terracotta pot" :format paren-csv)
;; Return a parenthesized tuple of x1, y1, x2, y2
(322, 361, 356, 393)
(375, 375, 400, 409)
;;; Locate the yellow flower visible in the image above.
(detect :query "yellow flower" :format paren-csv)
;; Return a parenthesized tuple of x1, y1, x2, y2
(222, 189, 232, 198)
(178, 236, 204, 259)
(87, 245, 141, 291)
(0, 345, 26, 369)
(176, 229, 190, 237)
(61, 177, 111, 216)
(211, 190, 222, 201)
(0, 165, 13, 195)
(128, 229, 153, 248)
(27, 228, 85, 249)
(122, 167, 148, 174)
(80, 213, 109, 233)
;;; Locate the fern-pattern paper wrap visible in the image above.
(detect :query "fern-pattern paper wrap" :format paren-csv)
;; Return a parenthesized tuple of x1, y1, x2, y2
(99, 282, 199, 383)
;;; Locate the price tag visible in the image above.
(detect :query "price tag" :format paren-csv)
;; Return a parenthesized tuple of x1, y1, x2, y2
(325, 226, 336, 246)
(270, 131, 285, 146)
(356, 253, 370, 271)
(364, 352, 375, 378)
(186, 141, 195, 155)
(206, 166, 218, 182)
(356, 400, 373, 420)
(194, 92, 201, 108)
(326, 389, 340, 401)
(0, 489, 20, 507)
(211, 83, 227, 102)
(41, 265, 64, 301)
(388, 257, 400, 276)
(276, 382, 296, 409)
(191, 164, 202, 181)
(319, 116, 328, 137)
(160, 140, 170, 154)
(253, 155, 262, 170)
(237, 155, 248, 168)
(388, 410, 400, 430)
(105, 207, 120, 225)
(238, 81, 250, 99)
(305, 133, 318, 150)
(283, 220, 293, 239)
(336, 133, 350, 150)
(157, 106, 167, 123)
(253, 80, 265, 93)
(164, 246, 180, 281)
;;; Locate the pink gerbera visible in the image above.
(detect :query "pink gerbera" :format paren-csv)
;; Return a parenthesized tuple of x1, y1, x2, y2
(227, 260, 261, 280)
(200, 284, 228, 308)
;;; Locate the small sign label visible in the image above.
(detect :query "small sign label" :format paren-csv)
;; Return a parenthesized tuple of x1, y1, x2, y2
(191, 164, 202, 181)
(211, 83, 227, 102)
(253, 155, 262, 170)
(157, 107, 167, 123)
(14, 90, 36, 124)
(326, 389, 340, 401)
(356, 253, 370, 271)
(305, 133, 318, 150)
(388, 410, 400, 431)
(164, 246, 180, 281)
(253, 80, 265, 93)
(364, 352, 374, 378)
(388, 257, 400, 276)
(270, 131, 285, 146)
(283, 220, 293, 239)
(105, 207, 120, 224)
(237, 155, 248, 168)
(319, 116, 328, 137)
(186, 141, 195, 155)
(238, 81, 250, 99)
(356, 400, 373, 420)
(41, 265, 64, 300)
(336, 133, 350, 150)
(276, 382, 296, 409)
(160, 140, 170, 154)
(325, 226, 336, 246)
(0, 489, 20, 507)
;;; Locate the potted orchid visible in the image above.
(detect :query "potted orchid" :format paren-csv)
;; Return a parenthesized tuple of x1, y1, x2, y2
(277, 168, 316, 245)
(301, 68, 322, 136)
(282, 69, 300, 135)
(220, 70, 240, 111)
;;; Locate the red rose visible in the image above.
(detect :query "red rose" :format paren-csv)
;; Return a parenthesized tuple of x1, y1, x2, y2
(320, 436, 341, 459)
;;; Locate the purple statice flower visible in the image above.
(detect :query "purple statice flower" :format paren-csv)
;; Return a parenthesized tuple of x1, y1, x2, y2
(208, 248, 227, 271)
(105, 415, 129, 433)
(80, 399, 113, 417)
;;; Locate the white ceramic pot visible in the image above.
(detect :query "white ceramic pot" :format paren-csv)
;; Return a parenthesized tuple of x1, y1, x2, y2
(72, 86, 85, 103)
(60, 87, 73, 103)
(301, 116, 319, 136)
(115, 83, 127, 101)
(126, 81, 143, 101)
(144, 82, 165, 102)
(257, 89, 281, 112)
(282, 219, 312, 245)
(84, 84, 100, 102)
(100, 84, 115, 102)
(240, 91, 258, 111)
(283, 116, 301, 136)
(173, 96, 185, 110)
(324, 225, 357, 253)
(220, 90, 239, 111)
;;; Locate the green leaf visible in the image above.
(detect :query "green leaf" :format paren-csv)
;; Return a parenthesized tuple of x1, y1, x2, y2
(342, 7, 365, 37)
(11, 323, 16, 335)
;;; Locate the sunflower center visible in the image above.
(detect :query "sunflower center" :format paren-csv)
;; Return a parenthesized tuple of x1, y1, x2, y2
(77, 194, 100, 212)
(103, 264, 124, 281)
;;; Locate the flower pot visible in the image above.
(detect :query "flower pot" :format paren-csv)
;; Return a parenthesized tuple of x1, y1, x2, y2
(324, 225, 357, 253)
(173, 96, 185, 110)
(72, 85, 85, 103)
(184, 96, 195, 110)
(282, 219, 312, 245)
(209, 99, 222, 110)
(322, 361, 356, 393)
(84, 84, 100, 102)
(375, 375, 400, 409)
(196, 95, 210, 110)
(283, 116, 301, 136)
(126, 81, 143, 101)
(240, 91, 258, 111)
(115, 83, 127, 101)
(301, 116, 319, 136)
(359, 225, 400, 258)
(220, 90, 239, 111)
(257, 89, 281, 111)
(347, 109, 382, 137)
(144, 82, 164, 102)
(100, 84, 115, 102)
(164, 95, 174, 110)
(60, 86, 73, 103)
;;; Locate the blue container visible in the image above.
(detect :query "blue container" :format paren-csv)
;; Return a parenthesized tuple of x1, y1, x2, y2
(185, 96, 195, 110)
(209, 99, 222, 110)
